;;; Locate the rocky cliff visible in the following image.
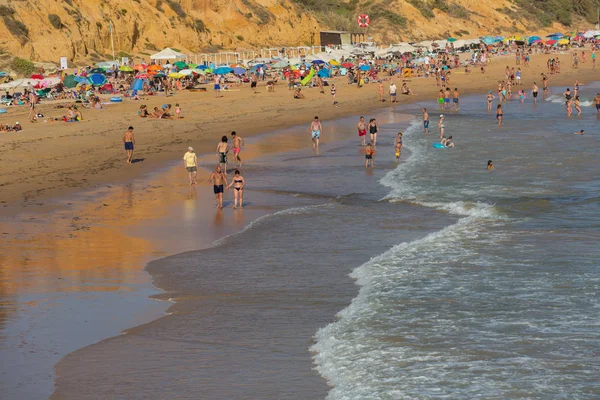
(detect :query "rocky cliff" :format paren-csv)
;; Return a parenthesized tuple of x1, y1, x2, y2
(0, 0, 595, 65)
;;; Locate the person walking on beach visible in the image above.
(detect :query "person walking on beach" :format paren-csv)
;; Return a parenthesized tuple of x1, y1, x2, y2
(214, 74, 221, 98)
(369, 118, 379, 146)
(122, 126, 135, 164)
(216, 136, 230, 174)
(357, 116, 367, 146)
(209, 165, 228, 209)
(331, 84, 337, 105)
(365, 143, 374, 168)
(438, 114, 445, 139)
(378, 82, 384, 102)
(310, 116, 323, 148)
(496, 104, 503, 126)
(532, 82, 539, 104)
(227, 169, 246, 209)
(231, 131, 244, 168)
(423, 108, 429, 134)
(183, 146, 198, 185)
(389, 82, 397, 103)
(444, 88, 451, 110)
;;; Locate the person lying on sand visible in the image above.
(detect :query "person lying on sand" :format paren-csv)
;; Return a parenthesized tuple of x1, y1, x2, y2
(150, 107, 164, 119)
(138, 105, 149, 118)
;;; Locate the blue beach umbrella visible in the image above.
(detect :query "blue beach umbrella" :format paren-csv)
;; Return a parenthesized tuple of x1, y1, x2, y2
(482, 36, 495, 45)
(74, 76, 91, 85)
(312, 60, 326, 65)
(196, 65, 209, 70)
(131, 78, 144, 91)
(359, 65, 370, 71)
(89, 73, 106, 86)
(232, 67, 246, 75)
(317, 68, 330, 78)
(252, 63, 267, 69)
(213, 67, 233, 75)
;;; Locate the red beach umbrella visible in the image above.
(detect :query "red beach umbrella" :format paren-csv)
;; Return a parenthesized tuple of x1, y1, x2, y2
(341, 62, 354, 68)
(546, 39, 557, 45)
(30, 74, 44, 80)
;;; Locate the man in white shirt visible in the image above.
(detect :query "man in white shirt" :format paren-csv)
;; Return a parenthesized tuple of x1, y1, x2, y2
(183, 147, 198, 185)
(389, 82, 397, 103)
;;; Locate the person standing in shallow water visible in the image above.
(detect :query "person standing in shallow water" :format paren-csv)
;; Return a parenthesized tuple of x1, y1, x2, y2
(216, 136, 229, 174)
(310, 116, 322, 148)
(231, 131, 244, 168)
(227, 169, 246, 209)
(496, 104, 503, 126)
(209, 165, 228, 209)
(357, 116, 367, 146)
(183, 146, 198, 185)
(422, 108, 429, 134)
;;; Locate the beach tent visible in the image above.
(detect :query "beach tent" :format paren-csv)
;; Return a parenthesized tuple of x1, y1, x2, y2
(150, 48, 186, 60)
(317, 69, 330, 78)
(131, 78, 144, 91)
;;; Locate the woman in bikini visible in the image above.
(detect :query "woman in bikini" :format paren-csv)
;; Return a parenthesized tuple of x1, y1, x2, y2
(227, 169, 246, 209)
(496, 104, 503, 126)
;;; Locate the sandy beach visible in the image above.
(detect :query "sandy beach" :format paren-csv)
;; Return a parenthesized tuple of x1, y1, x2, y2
(1, 50, 599, 399)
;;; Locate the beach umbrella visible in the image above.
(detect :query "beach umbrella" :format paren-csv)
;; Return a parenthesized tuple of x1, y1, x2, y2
(515, 40, 525, 46)
(482, 36, 495, 45)
(546, 39, 557, 45)
(30, 74, 44, 80)
(74, 76, 90, 84)
(119, 66, 134, 72)
(168, 72, 184, 78)
(551, 32, 564, 37)
(271, 60, 289, 69)
(557, 38, 569, 45)
(329, 60, 340, 66)
(317, 68, 330, 78)
(89, 68, 105, 74)
(252, 63, 267, 69)
(359, 65, 370, 71)
(178, 69, 194, 76)
(96, 61, 119, 69)
(494, 36, 504, 42)
(447, 37, 457, 42)
(136, 73, 149, 79)
(63, 75, 78, 88)
(195, 65, 209, 70)
(131, 79, 144, 91)
(312, 60, 326, 64)
(147, 65, 162, 72)
(153, 72, 167, 78)
(213, 67, 233, 75)
(133, 64, 146, 71)
(341, 62, 354, 68)
(232, 67, 246, 74)
(89, 73, 106, 86)
(173, 61, 187, 69)
(187, 63, 198, 69)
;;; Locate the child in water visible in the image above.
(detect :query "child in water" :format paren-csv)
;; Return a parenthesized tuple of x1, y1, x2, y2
(487, 160, 495, 170)
(365, 143, 375, 168)
(395, 132, 404, 160)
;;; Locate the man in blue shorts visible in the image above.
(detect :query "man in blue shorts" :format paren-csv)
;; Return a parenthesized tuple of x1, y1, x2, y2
(122, 126, 135, 164)
(422, 108, 429, 134)
(213, 75, 221, 97)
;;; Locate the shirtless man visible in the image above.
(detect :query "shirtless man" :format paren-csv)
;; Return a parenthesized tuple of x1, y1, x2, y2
(378, 82, 384, 102)
(357, 116, 367, 146)
(532, 82, 539, 104)
(310, 116, 323, 148)
(214, 74, 221, 97)
(208, 165, 228, 209)
(423, 108, 429, 134)
(122, 126, 135, 164)
(444, 88, 451, 110)
(216, 136, 230, 174)
(231, 131, 244, 167)
(452, 88, 460, 111)
(541, 73, 549, 96)
(595, 93, 600, 115)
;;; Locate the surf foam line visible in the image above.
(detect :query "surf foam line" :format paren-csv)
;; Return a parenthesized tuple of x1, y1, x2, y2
(212, 203, 335, 247)
(311, 117, 505, 399)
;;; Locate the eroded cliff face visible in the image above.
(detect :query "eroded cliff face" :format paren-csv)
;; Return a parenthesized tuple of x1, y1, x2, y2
(0, 0, 577, 64)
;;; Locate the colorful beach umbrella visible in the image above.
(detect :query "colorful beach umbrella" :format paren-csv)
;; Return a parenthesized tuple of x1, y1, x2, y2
(232, 67, 246, 74)
(447, 37, 457, 42)
(557, 38, 569, 45)
(133, 64, 146, 71)
(89, 68, 105, 74)
(30, 74, 44, 80)
(178, 69, 194, 76)
(173, 61, 187, 69)
(89, 73, 106, 86)
(359, 65, 371, 71)
(341, 62, 354, 68)
(119, 66, 134, 72)
(329, 60, 340, 66)
(213, 67, 233, 75)
(168, 72, 184, 78)
(546, 39, 557, 45)
(312, 60, 326, 64)
(195, 65, 209, 70)
(272, 60, 290, 69)
(147, 65, 162, 72)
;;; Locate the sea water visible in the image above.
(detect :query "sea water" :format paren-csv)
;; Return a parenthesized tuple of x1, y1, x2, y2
(312, 88, 600, 399)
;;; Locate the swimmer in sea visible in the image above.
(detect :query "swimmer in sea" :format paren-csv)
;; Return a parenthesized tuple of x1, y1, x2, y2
(441, 135, 454, 148)
(574, 130, 585, 135)
(227, 169, 246, 209)
(496, 104, 503, 126)
(395, 132, 404, 160)
(487, 160, 494, 170)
